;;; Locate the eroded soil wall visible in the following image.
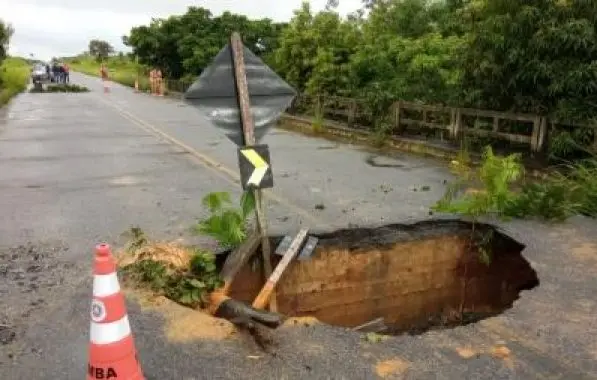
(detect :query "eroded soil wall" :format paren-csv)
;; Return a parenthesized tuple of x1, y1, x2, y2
(227, 220, 538, 333)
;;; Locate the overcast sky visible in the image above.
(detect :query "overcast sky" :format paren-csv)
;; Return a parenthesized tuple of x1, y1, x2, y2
(0, 0, 362, 61)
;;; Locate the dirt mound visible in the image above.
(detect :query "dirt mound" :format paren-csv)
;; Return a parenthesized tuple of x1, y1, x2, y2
(116, 241, 193, 272)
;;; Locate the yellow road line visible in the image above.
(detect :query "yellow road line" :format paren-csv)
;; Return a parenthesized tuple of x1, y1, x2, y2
(95, 95, 327, 226)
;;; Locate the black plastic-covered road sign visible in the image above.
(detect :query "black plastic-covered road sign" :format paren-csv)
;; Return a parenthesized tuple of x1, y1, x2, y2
(184, 42, 297, 146)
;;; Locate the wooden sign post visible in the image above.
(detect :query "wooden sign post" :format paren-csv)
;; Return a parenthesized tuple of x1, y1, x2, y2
(229, 32, 276, 311)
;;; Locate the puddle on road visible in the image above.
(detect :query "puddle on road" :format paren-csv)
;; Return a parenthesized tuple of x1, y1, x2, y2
(365, 155, 405, 168)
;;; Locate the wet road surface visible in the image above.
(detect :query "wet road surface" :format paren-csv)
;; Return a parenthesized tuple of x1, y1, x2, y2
(0, 74, 596, 379)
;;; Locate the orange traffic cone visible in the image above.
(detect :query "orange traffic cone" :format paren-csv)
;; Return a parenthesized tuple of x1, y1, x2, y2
(88, 243, 143, 380)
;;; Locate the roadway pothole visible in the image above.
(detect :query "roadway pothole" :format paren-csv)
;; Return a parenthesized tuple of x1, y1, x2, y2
(225, 220, 539, 335)
(119, 220, 538, 337)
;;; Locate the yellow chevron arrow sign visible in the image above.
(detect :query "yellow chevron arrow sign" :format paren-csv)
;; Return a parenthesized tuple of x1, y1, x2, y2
(238, 145, 272, 189)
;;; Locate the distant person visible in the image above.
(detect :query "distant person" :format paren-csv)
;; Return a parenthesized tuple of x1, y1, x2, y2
(100, 63, 110, 93)
(149, 68, 156, 95)
(156, 68, 163, 96)
(52, 63, 60, 82)
(63, 63, 70, 83)
(58, 64, 65, 83)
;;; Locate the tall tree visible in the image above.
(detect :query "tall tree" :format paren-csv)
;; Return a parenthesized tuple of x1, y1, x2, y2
(0, 19, 14, 62)
(124, 6, 286, 79)
(88, 39, 114, 62)
(460, 0, 597, 120)
(273, 2, 361, 95)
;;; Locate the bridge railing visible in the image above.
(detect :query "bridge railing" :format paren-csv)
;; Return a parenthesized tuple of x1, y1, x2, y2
(130, 78, 597, 154)
(285, 94, 597, 154)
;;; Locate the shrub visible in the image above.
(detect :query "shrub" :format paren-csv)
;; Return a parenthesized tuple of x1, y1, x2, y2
(119, 228, 223, 308)
(0, 57, 29, 105)
(194, 191, 256, 248)
(434, 146, 597, 222)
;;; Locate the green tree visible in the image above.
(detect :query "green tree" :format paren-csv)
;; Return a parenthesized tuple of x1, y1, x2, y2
(460, 0, 597, 119)
(109, 0, 597, 159)
(88, 39, 114, 62)
(0, 19, 14, 62)
(124, 6, 285, 80)
(273, 2, 361, 95)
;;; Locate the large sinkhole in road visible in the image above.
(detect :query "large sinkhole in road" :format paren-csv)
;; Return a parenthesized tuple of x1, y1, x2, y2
(224, 220, 539, 335)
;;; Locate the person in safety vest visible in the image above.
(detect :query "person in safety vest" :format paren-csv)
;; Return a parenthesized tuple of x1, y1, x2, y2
(100, 64, 110, 93)
(156, 68, 163, 96)
(149, 68, 156, 95)
(63, 63, 70, 83)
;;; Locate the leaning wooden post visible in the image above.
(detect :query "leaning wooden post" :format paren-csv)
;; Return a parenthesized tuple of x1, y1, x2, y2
(229, 32, 277, 312)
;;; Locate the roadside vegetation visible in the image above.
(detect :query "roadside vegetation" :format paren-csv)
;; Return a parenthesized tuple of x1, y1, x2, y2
(63, 1, 597, 222)
(67, 53, 149, 90)
(0, 57, 29, 105)
(65, 1, 597, 161)
(435, 152, 597, 222)
(0, 20, 29, 106)
(433, 143, 597, 267)
(29, 83, 89, 93)
(119, 191, 255, 308)
(118, 227, 223, 309)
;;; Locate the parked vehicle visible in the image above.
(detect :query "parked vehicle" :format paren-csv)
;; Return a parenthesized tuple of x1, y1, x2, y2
(31, 63, 49, 84)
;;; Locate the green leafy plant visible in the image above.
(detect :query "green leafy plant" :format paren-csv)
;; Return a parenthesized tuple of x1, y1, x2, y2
(312, 98, 325, 133)
(165, 250, 223, 306)
(364, 332, 389, 344)
(434, 146, 523, 222)
(432, 144, 524, 326)
(370, 119, 393, 148)
(120, 248, 222, 308)
(29, 83, 90, 93)
(195, 191, 256, 248)
(509, 159, 597, 221)
(46, 84, 90, 92)
(121, 259, 169, 290)
(432, 146, 524, 320)
(124, 226, 148, 253)
(435, 144, 597, 234)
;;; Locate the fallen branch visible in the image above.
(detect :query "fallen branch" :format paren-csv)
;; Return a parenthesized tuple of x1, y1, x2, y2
(209, 292, 284, 329)
(219, 229, 261, 294)
(352, 317, 388, 333)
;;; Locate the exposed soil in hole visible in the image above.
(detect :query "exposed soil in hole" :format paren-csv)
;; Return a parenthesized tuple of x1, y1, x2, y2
(222, 219, 539, 335)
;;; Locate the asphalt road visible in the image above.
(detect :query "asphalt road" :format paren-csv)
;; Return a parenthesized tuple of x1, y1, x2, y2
(0, 73, 596, 379)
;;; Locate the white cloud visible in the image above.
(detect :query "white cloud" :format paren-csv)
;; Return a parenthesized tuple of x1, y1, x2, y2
(0, 0, 362, 61)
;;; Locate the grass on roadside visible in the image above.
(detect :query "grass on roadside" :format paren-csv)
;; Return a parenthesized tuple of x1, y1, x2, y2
(433, 146, 597, 222)
(65, 55, 192, 95)
(0, 57, 30, 106)
(67, 55, 151, 91)
(29, 83, 90, 93)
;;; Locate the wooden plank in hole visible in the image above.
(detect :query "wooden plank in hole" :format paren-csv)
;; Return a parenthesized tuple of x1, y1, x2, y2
(252, 228, 309, 310)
